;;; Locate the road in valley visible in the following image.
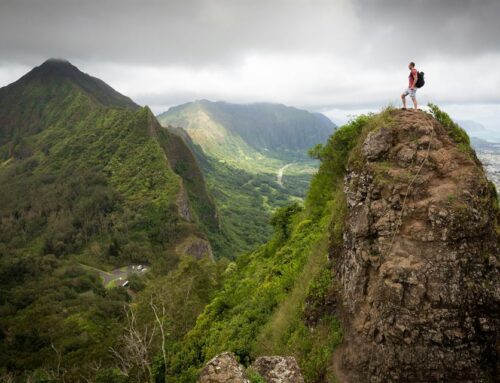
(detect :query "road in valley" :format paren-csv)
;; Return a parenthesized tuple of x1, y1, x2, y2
(277, 163, 294, 186)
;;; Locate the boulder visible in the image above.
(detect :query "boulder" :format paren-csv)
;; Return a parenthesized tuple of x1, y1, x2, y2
(362, 127, 394, 161)
(250, 357, 304, 383)
(198, 352, 249, 383)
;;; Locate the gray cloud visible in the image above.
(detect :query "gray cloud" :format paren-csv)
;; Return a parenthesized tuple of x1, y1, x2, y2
(0, 0, 499, 130)
(356, 0, 500, 58)
(2, 0, 498, 67)
(0, 0, 358, 66)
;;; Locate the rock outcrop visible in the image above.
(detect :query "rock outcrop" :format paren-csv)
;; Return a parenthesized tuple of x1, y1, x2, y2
(176, 235, 215, 260)
(198, 353, 249, 383)
(333, 110, 500, 382)
(197, 353, 305, 383)
(251, 357, 304, 383)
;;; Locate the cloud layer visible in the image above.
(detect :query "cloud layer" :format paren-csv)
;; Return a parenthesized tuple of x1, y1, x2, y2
(1, 0, 499, 130)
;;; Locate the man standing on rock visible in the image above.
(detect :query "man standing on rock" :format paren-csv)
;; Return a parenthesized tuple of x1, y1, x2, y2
(401, 62, 418, 110)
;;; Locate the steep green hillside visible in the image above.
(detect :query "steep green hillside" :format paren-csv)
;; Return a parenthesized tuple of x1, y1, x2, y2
(157, 109, 373, 383)
(158, 101, 336, 256)
(0, 60, 220, 380)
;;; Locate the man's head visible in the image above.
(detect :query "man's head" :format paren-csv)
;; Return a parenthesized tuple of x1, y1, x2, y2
(409, 62, 415, 69)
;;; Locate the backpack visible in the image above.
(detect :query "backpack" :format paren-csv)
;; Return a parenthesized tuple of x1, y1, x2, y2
(415, 71, 425, 88)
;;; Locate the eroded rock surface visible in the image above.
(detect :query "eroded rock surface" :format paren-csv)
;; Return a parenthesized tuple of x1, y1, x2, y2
(251, 356, 304, 383)
(176, 235, 214, 260)
(333, 110, 500, 382)
(198, 353, 305, 383)
(198, 352, 249, 383)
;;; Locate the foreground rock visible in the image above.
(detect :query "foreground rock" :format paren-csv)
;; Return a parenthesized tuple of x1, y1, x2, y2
(333, 110, 500, 382)
(250, 357, 304, 383)
(198, 353, 305, 383)
(198, 352, 249, 383)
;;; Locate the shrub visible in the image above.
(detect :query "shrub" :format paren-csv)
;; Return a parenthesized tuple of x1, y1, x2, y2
(428, 103, 471, 151)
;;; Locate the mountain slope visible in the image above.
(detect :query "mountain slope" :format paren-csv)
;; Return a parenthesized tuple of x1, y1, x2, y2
(0, 60, 219, 379)
(157, 100, 335, 172)
(161, 106, 499, 383)
(0, 59, 138, 148)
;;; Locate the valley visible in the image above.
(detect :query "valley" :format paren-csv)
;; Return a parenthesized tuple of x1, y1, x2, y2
(157, 100, 335, 256)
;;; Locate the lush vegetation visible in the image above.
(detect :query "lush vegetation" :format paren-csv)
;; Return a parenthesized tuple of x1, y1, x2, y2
(0, 60, 222, 381)
(149, 112, 376, 383)
(199, 157, 301, 256)
(428, 103, 472, 154)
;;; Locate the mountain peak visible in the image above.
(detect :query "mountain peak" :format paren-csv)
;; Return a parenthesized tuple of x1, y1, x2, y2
(333, 107, 499, 382)
(30, 58, 82, 78)
(8, 58, 140, 110)
(42, 57, 72, 66)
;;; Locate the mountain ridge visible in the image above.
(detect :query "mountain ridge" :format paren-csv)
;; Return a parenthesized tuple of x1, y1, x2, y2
(158, 99, 336, 158)
(0, 59, 221, 379)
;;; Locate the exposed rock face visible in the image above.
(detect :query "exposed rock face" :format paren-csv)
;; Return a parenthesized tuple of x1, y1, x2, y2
(176, 235, 215, 261)
(251, 356, 305, 383)
(197, 353, 305, 383)
(333, 110, 500, 382)
(198, 352, 249, 383)
(177, 184, 193, 222)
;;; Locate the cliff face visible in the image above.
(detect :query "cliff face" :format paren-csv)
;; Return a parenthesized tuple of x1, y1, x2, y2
(333, 110, 499, 382)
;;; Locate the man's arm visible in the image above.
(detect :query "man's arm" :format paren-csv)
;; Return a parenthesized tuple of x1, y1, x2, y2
(411, 70, 418, 89)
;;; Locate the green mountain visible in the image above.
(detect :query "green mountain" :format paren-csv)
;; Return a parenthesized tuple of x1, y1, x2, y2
(157, 100, 335, 172)
(157, 100, 336, 255)
(0, 59, 221, 379)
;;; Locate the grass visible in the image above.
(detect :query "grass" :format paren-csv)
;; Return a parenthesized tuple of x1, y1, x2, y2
(428, 103, 473, 156)
(247, 368, 266, 383)
(254, 231, 343, 382)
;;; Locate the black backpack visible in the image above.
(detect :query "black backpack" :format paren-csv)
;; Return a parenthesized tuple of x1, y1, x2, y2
(415, 71, 425, 88)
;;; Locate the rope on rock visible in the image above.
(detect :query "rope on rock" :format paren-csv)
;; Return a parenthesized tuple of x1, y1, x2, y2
(384, 120, 435, 258)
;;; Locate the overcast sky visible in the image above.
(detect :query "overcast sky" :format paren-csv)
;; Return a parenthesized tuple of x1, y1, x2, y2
(1, 0, 499, 138)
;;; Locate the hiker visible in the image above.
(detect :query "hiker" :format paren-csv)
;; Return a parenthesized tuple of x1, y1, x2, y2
(401, 62, 418, 110)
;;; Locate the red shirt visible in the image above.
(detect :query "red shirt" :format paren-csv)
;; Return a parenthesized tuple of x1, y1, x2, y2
(409, 68, 418, 88)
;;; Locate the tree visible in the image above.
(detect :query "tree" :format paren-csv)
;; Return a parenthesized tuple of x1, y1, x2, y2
(110, 304, 159, 383)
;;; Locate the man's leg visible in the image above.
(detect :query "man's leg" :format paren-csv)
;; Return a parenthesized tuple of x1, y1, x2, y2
(401, 93, 407, 109)
(412, 96, 418, 110)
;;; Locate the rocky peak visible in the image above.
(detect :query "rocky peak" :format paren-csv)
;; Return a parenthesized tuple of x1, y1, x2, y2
(333, 109, 499, 382)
